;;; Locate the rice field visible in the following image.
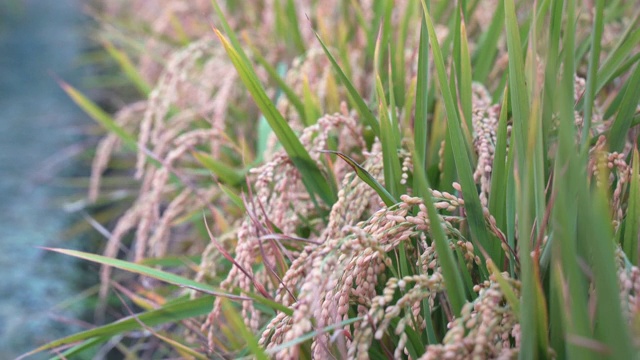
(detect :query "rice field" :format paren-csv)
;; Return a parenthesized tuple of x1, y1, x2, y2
(28, 0, 640, 358)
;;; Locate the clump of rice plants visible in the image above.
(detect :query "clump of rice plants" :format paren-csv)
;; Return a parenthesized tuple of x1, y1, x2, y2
(28, 0, 640, 359)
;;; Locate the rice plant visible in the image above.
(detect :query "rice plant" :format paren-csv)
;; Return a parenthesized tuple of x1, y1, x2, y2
(27, 0, 640, 359)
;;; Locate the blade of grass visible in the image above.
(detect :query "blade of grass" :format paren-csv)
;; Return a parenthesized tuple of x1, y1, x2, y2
(515, 143, 542, 360)
(364, 0, 385, 69)
(24, 296, 214, 357)
(532, 257, 550, 357)
(387, 53, 401, 151)
(265, 317, 361, 355)
(520, 94, 551, 360)
(383, 43, 413, 281)
(623, 149, 640, 265)
(325, 70, 341, 114)
(219, 183, 246, 211)
(244, 291, 293, 317)
(548, 0, 596, 356)
(221, 299, 269, 360)
(488, 87, 510, 237)
(606, 60, 640, 152)
(43, 247, 247, 299)
(505, 132, 517, 277)
(413, 12, 429, 199)
(402, 77, 417, 132)
(421, 298, 437, 345)
(583, 159, 634, 358)
(401, 322, 425, 359)
(210, 0, 251, 66)
(412, 147, 467, 316)
(48, 336, 108, 360)
(580, 0, 604, 149)
(213, 28, 336, 206)
(420, 0, 498, 264)
(251, 49, 305, 120)
(284, 0, 305, 54)
(376, 0, 393, 83)
(503, 0, 530, 170)
(59, 81, 137, 150)
(458, 14, 472, 133)
(472, 0, 504, 83)
(321, 150, 397, 207)
(102, 40, 151, 96)
(110, 289, 209, 360)
(192, 151, 245, 186)
(541, 0, 563, 154)
(374, 30, 402, 199)
(504, 0, 544, 357)
(527, 6, 547, 258)
(302, 75, 321, 126)
(314, 32, 380, 137)
(594, 16, 640, 94)
(426, 103, 446, 185)
(486, 259, 520, 316)
(393, 1, 415, 107)
(255, 115, 274, 164)
(347, 0, 370, 42)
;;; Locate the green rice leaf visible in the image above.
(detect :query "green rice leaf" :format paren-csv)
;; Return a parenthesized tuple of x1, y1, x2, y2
(60, 81, 137, 150)
(256, 114, 274, 164)
(214, 29, 336, 206)
(520, 98, 551, 360)
(315, 32, 380, 137)
(412, 145, 467, 316)
(413, 13, 429, 199)
(580, 0, 604, 148)
(244, 292, 293, 317)
(504, 0, 542, 357)
(284, 0, 305, 54)
(322, 150, 397, 207)
(488, 86, 509, 217)
(26, 296, 214, 357)
(265, 317, 361, 355)
(420, 0, 497, 264)
(251, 50, 305, 120)
(153, 330, 210, 360)
(402, 322, 425, 359)
(548, 1, 597, 357)
(192, 151, 245, 186)
(606, 60, 640, 152)
(374, 30, 402, 198)
(49, 337, 107, 360)
(302, 75, 321, 126)
(221, 299, 269, 360)
(394, 1, 414, 107)
(472, 0, 504, 83)
(541, 0, 563, 149)
(486, 259, 520, 316)
(584, 160, 634, 358)
(505, 132, 517, 277)
(139, 255, 202, 267)
(503, 0, 530, 169)
(488, 87, 510, 267)
(595, 20, 640, 94)
(402, 77, 417, 132)
(623, 148, 640, 265)
(102, 40, 152, 96)
(459, 15, 472, 133)
(44, 248, 244, 298)
(210, 0, 251, 66)
(219, 182, 246, 211)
